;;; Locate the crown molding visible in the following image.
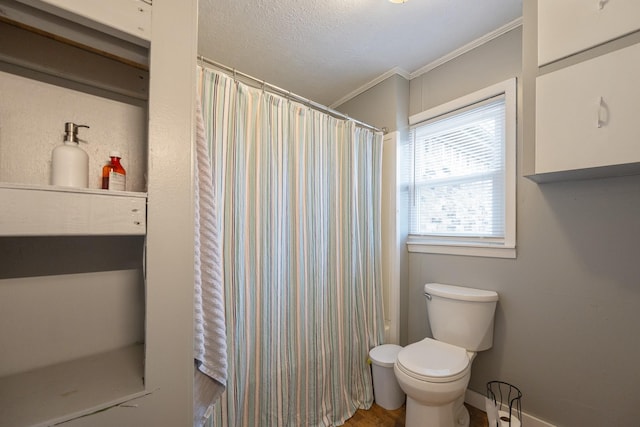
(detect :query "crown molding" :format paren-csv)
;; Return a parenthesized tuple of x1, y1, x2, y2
(331, 17, 523, 108)
(329, 66, 410, 109)
(410, 17, 523, 79)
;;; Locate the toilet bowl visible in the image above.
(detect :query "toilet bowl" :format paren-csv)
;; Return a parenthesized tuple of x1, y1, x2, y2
(394, 338, 474, 427)
(394, 283, 499, 427)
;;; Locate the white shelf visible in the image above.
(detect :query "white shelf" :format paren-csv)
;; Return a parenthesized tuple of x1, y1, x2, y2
(0, 343, 145, 427)
(0, 183, 147, 236)
(16, 0, 152, 46)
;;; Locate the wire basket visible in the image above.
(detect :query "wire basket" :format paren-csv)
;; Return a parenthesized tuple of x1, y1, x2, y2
(486, 381, 522, 427)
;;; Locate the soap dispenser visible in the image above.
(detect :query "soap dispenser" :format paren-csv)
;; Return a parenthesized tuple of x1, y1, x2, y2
(51, 122, 90, 188)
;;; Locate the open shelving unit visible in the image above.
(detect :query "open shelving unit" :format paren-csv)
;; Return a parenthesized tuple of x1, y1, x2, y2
(0, 1, 153, 425)
(0, 183, 146, 426)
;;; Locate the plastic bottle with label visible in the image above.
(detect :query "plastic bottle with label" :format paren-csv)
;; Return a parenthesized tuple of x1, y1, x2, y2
(102, 151, 126, 191)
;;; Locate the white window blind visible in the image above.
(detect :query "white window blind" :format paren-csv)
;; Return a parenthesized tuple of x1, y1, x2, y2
(409, 96, 506, 241)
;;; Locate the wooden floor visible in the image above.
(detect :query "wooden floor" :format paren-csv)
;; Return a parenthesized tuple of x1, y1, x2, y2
(342, 402, 488, 427)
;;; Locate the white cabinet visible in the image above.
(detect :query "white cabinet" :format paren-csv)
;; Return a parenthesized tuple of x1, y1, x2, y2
(535, 43, 640, 175)
(538, 0, 640, 65)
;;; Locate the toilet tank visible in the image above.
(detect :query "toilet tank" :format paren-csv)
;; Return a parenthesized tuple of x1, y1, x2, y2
(424, 283, 499, 351)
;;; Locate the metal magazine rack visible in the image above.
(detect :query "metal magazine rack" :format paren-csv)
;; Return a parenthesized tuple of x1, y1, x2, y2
(486, 381, 522, 427)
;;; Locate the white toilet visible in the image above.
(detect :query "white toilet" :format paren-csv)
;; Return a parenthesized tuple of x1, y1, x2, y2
(394, 283, 499, 427)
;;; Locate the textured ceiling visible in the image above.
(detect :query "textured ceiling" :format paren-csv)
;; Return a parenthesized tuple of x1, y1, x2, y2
(198, 0, 522, 107)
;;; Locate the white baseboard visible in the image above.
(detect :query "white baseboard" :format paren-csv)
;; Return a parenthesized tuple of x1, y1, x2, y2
(465, 389, 556, 427)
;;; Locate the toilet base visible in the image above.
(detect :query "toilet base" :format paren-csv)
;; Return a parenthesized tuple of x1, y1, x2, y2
(405, 395, 469, 427)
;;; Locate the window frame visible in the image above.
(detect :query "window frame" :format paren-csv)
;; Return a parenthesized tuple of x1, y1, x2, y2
(406, 78, 517, 259)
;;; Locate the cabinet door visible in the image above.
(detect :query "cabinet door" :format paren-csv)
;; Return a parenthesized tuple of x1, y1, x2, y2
(538, 0, 640, 65)
(535, 43, 640, 174)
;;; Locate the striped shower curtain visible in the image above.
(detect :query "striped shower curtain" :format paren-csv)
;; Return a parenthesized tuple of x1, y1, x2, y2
(198, 67, 384, 427)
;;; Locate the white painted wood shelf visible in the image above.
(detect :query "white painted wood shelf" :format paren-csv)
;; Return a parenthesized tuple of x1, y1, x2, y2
(16, 0, 152, 46)
(0, 343, 145, 427)
(0, 183, 147, 236)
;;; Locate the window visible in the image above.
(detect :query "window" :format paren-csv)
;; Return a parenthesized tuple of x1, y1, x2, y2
(406, 78, 516, 258)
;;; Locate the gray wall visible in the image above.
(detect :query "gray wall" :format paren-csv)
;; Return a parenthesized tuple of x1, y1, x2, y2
(412, 24, 640, 427)
(341, 21, 640, 427)
(410, 27, 522, 115)
(338, 73, 409, 134)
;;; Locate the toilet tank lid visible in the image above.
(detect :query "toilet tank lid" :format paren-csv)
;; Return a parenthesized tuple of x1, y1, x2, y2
(424, 283, 498, 302)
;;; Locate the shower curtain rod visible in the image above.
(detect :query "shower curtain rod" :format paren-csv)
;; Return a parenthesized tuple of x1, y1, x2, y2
(197, 55, 383, 134)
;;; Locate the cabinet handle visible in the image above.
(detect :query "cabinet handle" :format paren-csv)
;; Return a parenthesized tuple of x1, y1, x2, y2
(598, 0, 609, 10)
(597, 97, 609, 128)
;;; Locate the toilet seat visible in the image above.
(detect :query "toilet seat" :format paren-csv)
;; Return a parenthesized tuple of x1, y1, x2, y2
(396, 338, 470, 383)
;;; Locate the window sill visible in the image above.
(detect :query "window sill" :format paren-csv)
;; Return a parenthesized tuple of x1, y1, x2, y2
(407, 242, 516, 259)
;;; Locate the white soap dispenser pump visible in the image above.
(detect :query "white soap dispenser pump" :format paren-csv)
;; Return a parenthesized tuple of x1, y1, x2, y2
(51, 122, 90, 188)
